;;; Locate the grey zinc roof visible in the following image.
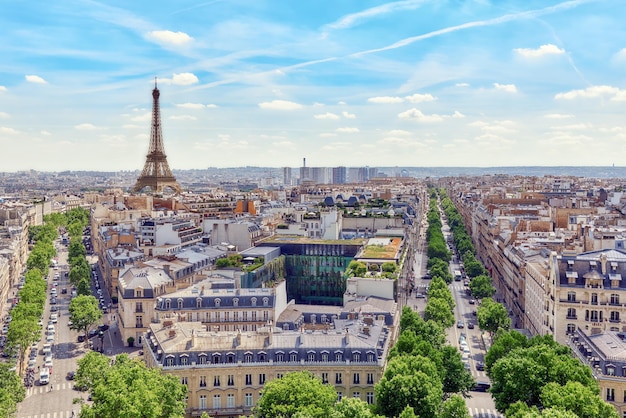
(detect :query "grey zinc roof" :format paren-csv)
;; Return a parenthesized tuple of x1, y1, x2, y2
(119, 266, 173, 291)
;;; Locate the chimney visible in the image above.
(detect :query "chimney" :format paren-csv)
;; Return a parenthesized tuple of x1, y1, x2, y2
(164, 264, 171, 276)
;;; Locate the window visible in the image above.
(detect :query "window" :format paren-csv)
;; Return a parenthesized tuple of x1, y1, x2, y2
(263, 297, 269, 307)
(243, 311, 248, 321)
(352, 392, 360, 399)
(353, 352, 361, 362)
(611, 294, 620, 305)
(199, 376, 207, 387)
(367, 352, 375, 362)
(244, 353, 253, 363)
(322, 372, 328, 384)
(214, 375, 221, 387)
(566, 324, 576, 334)
(199, 354, 207, 365)
(135, 315, 143, 328)
(275, 352, 284, 362)
(611, 311, 620, 322)
(290, 352, 298, 362)
(180, 355, 189, 366)
(196, 298, 202, 308)
(165, 356, 174, 367)
(607, 388, 615, 402)
(212, 354, 220, 364)
(213, 395, 221, 409)
(276, 373, 283, 379)
(228, 375, 234, 386)
(199, 395, 207, 410)
(233, 298, 239, 307)
(245, 374, 252, 385)
(591, 293, 598, 304)
(227, 394, 235, 408)
(367, 373, 374, 384)
(259, 374, 266, 385)
(165, 299, 171, 309)
(258, 352, 266, 362)
(353, 373, 360, 384)
(135, 289, 143, 298)
(321, 352, 329, 362)
(335, 373, 342, 384)
(366, 392, 374, 404)
(263, 310, 268, 321)
(135, 302, 143, 312)
(252, 311, 257, 321)
(567, 308, 577, 319)
(590, 310, 599, 322)
(181, 376, 188, 385)
(335, 353, 342, 362)
(623, 390, 626, 403)
(337, 392, 343, 401)
(567, 291, 576, 302)
(308, 352, 316, 362)
(244, 393, 253, 407)
(251, 297, 257, 307)
(215, 298, 221, 307)
(227, 353, 235, 363)
(607, 366, 615, 376)
(177, 299, 183, 309)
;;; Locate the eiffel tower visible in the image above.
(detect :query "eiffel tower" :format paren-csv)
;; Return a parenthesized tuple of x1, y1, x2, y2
(133, 79, 182, 194)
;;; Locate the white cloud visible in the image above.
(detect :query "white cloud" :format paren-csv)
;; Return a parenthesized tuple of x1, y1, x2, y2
(544, 113, 574, 119)
(258, 100, 303, 110)
(0, 112, 9, 119)
(550, 123, 592, 131)
(40, 130, 51, 136)
(514, 43, 565, 58)
(314, 112, 340, 120)
(494, 83, 517, 93)
(387, 129, 411, 136)
(397, 108, 444, 122)
(342, 111, 356, 119)
(379, 136, 412, 146)
(0, 86, 6, 92)
(337, 101, 346, 105)
(456, 83, 469, 87)
(25, 75, 47, 84)
(368, 96, 404, 104)
(145, 30, 193, 46)
(160, 73, 199, 86)
(131, 113, 152, 122)
(320, 133, 338, 138)
(451, 111, 465, 118)
(169, 115, 197, 121)
(405, 93, 435, 103)
(612, 90, 626, 102)
(336, 127, 360, 133)
(0, 127, 18, 134)
(176, 103, 206, 109)
(555, 85, 621, 100)
(74, 123, 99, 130)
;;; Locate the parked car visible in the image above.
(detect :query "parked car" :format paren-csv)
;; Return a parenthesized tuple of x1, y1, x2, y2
(476, 361, 485, 371)
(469, 299, 476, 305)
(467, 322, 475, 329)
(457, 320, 465, 329)
(66, 371, 76, 380)
(473, 381, 491, 392)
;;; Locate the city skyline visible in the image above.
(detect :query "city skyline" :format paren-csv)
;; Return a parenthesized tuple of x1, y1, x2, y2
(1, 0, 625, 172)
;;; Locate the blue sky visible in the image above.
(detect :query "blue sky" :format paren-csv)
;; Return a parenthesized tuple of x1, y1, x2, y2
(1, 0, 625, 171)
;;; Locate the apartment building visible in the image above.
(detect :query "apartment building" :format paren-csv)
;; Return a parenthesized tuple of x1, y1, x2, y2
(144, 300, 395, 417)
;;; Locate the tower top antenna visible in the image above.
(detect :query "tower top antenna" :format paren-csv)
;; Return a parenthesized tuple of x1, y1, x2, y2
(154, 77, 157, 88)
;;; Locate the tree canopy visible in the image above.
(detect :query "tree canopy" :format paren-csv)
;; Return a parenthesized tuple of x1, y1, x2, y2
(69, 295, 102, 337)
(477, 298, 511, 335)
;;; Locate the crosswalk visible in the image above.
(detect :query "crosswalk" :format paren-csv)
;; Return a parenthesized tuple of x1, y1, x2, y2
(468, 407, 504, 417)
(26, 382, 76, 396)
(19, 411, 77, 418)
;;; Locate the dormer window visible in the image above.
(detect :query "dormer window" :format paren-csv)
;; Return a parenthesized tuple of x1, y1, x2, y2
(233, 298, 239, 307)
(251, 297, 257, 307)
(165, 299, 171, 310)
(215, 298, 221, 308)
(196, 298, 202, 308)
(263, 297, 269, 307)
(177, 299, 183, 309)
(135, 288, 143, 298)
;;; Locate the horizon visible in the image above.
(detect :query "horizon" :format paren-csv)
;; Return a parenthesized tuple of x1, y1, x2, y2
(2, 1, 626, 171)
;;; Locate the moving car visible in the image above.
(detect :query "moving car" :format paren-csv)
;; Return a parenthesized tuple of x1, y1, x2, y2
(39, 367, 50, 385)
(476, 361, 485, 371)
(473, 381, 491, 392)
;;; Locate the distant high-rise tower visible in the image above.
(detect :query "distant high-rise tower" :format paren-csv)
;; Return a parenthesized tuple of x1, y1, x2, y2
(133, 80, 182, 194)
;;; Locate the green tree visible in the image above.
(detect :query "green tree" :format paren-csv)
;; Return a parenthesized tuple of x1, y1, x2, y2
(397, 406, 418, 418)
(477, 298, 511, 335)
(69, 295, 102, 338)
(439, 394, 471, 418)
(424, 297, 455, 328)
(484, 330, 528, 371)
(331, 397, 383, 418)
(254, 371, 337, 418)
(506, 402, 580, 418)
(78, 353, 187, 418)
(427, 287, 455, 311)
(375, 355, 443, 418)
(6, 317, 40, 372)
(468, 274, 496, 300)
(381, 262, 397, 273)
(346, 261, 367, 277)
(0, 362, 25, 417)
(440, 346, 475, 396)
(540, 381, 618, 418)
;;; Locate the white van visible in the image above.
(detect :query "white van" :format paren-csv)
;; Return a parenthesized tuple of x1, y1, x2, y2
(39, 367, 50, 385)
(42, 343, 51, 355)
(47, 324, 55, 334)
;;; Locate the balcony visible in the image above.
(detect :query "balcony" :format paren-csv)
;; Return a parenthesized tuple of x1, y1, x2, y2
(566, 315, 577, 320)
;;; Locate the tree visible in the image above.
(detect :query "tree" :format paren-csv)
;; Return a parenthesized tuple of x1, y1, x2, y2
(6, 317, 40, 372)
(426, 287, 455, 311)
(397, 406, 418, 418)
(331, 397, 383, 418)
(381, 262, 397, 273)
(439, 394, 471, 418)
(69, 295, 102, 338)
(0, 362, 25, 417)
(253, 371, 336, 418)
(484, 330, 528, 371)
(477, 298, 511, 335)
(540, 381, 619, 418)
(424, 297, 455, 328)
(468, 274, 495, 299)
(78, 353, 187, 418)
(346, 261, 367, 277)
(375, 355, 443, 418)
(440, 346, 475, 396)
(506, 402, 580, 418)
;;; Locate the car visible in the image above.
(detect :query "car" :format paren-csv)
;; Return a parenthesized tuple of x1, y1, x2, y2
(66, 371, 76, 380)
(476, 361, 485, 371)
(50, 305, 58, 312)
(415, 293, 425, 299)
(463, 280, 469, 286)
(472, 310, 477, 316)
(46, 333, 54, 343)
(457, 320, 465, 329)
(422, 274, 432, 280)
(61, 288, 67, 294)
(467, 322, 475, 329)
(473, 381, 491, 392)
(98, 324, 109, 332)
(50, 298, 57, 305)
(88, 329, 98, 339)
(463, 361, 471, 370)
(44, 359, 53, 369)
(469, 299, 476, 305)
(50, 313, 58, 323)
(77, 334, 86, 343)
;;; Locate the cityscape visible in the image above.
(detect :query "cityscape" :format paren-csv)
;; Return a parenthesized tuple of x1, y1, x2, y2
(2, 1, 626, 418)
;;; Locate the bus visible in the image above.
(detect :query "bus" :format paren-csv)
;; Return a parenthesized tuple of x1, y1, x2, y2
(454, 270, 462, 281)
